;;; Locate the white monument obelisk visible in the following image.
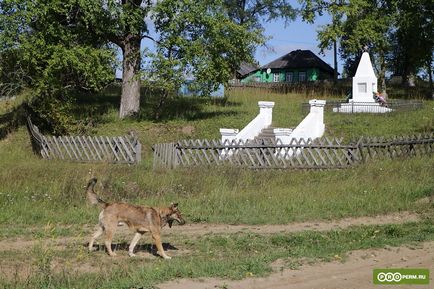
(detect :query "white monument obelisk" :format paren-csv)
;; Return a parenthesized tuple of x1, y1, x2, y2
(333, 50, 391, 113)
(351, 51, 377, 103)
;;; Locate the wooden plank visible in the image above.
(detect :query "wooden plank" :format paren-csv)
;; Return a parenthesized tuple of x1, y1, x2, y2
(42, 136, 57, 159)
(116, 137, 129, 163)
(51, 136, 65, 159)
(106, 136, 120, 162)
(37, 135, 50, 159)
(98, 136, 112, 161)
(88, 136, 103, 161)
(64, 136, 80, 160)
(124, 136, 138, 162)
(119, 136, 135, 163)
(80, 136, 95, 161)
(58, 136, 73, 160)
(70, 136, 85, 160)
(76, 136, 91, 161)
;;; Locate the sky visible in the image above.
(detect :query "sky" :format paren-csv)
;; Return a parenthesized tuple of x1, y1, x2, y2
(255, 13, 342, 71)
(116, 10, 343, 78)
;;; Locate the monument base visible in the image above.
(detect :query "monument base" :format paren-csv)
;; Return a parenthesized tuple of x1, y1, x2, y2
(333, 102, 392, 113)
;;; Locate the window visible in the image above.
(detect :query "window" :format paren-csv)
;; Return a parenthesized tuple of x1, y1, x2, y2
(358, 83, 367, 93)
(299, 71, 307, 82)
(285, 72, 293, 82)
(273, 73, 280, 82)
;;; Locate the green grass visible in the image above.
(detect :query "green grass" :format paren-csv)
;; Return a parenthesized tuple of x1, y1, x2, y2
(0, 220, 432, 289)
(0, 89, 433, 226)
(0, 127, 433, 226)
(0, 88, 433, 288)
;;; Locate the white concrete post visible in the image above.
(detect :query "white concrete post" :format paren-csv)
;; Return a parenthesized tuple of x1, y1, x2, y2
(220, 128, 239, 158)
(220, 128, 239, 144)
(274, 128, 293, 158)
(308, 99, 326, 137)
(258, 101, 274, 126)
(273, 128, 293, 145)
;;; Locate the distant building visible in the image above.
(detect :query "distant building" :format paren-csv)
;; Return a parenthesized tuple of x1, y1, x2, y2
(241, 50, 335, 83)
(236, 62, 260, 80)
(178, 80, 224, 97)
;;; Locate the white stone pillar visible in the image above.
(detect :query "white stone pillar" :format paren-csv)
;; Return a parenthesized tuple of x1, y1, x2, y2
(220, 128, 239, 144)
(308, 99, 326, 137)
(258, 101, 274, 126)
(273, 128, 293, 145)
(219, 128, 239, 158)
(274, 128, 293, 158)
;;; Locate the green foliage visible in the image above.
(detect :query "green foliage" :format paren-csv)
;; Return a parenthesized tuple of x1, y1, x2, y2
(0, 0, 116, 132)
(149, 0, 263, 93)
(299, 0, 433, 89)
(224, 0, 297, 28)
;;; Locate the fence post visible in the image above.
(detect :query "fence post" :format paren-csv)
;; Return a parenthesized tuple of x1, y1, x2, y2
(130, 131, 141, 164)
(172, 142, 179, 169)
(135, 140, 141, 164)
(357, 137, 365, 163)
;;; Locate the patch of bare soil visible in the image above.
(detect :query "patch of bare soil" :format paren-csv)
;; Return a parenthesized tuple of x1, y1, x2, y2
(157, 241, 434, 289)
(167, 211, 421, 236)
(0, 211, 422, 252)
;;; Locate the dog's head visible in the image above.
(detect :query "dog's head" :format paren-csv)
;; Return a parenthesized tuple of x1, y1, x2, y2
(167, 203, 186, 228)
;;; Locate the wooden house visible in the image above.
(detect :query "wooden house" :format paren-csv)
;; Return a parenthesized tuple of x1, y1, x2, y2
(241, 50, 335, 83)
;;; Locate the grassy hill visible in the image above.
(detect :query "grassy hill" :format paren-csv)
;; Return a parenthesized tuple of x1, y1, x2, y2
(0, 87, 433, 288)
(0, 87, 432, 225)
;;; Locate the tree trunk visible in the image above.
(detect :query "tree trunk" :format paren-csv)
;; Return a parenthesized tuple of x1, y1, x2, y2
(119, 35, 141, 119)
(378, 51, 387, 93)
(333, 39, 338, 83)
(428, 58, 433, 100)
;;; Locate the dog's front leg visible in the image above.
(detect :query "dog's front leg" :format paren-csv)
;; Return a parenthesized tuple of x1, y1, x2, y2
(89, 226, 104, 252)
(152, 232, 171, 259)
(128, 232, 142, 257)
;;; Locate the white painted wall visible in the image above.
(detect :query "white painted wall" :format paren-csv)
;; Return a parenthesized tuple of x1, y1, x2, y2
(220, 100, 327, 159)
(220, 101, 274, 143)
(289, 99, 326, 141)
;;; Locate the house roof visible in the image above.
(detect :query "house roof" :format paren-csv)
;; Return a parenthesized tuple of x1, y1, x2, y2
(261, 50, 334, 74)
(237, 62, 260, 77)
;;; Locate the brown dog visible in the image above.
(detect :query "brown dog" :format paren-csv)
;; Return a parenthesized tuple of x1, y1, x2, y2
(86, 178, 185, 259)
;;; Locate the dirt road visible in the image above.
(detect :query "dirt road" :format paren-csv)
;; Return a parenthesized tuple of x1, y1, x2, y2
(0, 211, 420, 251)
(158, 241, 433, 289)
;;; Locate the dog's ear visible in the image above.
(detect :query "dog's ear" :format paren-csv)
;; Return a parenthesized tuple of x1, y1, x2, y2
(170, 203, 178, 209)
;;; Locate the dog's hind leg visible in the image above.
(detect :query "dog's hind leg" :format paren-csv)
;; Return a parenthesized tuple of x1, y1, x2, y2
(103, 217, 120, 257)
(104, 227, 117, 257)
(88, 226, 104, 252)
(152, 231, 171, 259)
(128, 232, 143, 257)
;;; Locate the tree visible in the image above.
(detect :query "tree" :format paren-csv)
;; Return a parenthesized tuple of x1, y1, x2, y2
(224, 0, 297, 28)
(79, 0, 262, 119)
(0, 0, 115, 132)
(388, 0, 433, 87)
(1, 0, 262, 122)
(299, 0, 433, 94)
(300, 0, 393, 92)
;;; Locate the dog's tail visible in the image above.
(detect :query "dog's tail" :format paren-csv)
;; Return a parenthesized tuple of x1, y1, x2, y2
(86, 178, 108, 208)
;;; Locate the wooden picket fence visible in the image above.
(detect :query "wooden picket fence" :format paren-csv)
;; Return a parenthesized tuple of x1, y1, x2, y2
(153, 133, 433, 170)
(27, 118, 141, 164)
